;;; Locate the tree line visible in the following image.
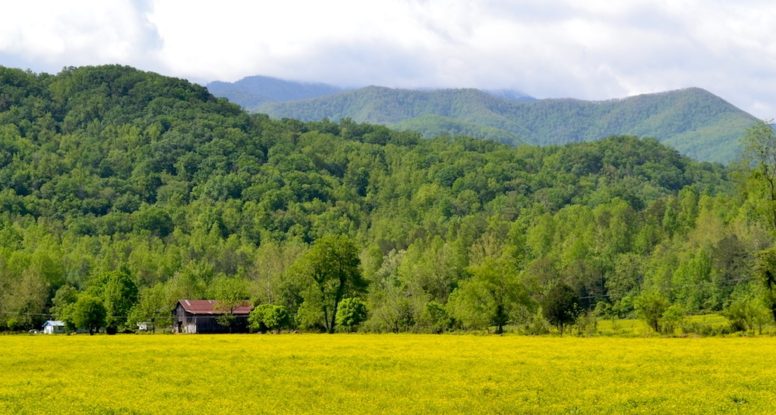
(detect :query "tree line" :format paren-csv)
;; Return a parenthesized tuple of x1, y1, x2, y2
(0, 65, 774, 335)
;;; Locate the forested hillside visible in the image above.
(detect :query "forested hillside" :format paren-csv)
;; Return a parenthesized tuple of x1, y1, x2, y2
(258, 86, 757, 163)
(1, 65, 774, 334)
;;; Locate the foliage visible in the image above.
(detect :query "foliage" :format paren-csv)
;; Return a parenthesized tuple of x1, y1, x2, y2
(724, 287, 771, 334)
(635, 290, 670, 333)
(541, 283, 581, 335)
(259, 86, 756, 163)
(127, 283, 172, 332)
(659, 304, 686, 335)
(208, 276, 250, 330)
(0, 65, 771, 334)
(71, 295, 106, 335)
(448, 259, 528, 333)
(741, 120, 776, 230)
(335, 297, 368, 332)
(423, 301, 452, 334)
(102, 268, 138, 332)
(752, 248, 776, 323)
(294, 235, 366, 333)
(249, 304, 291, 333)
(50, 285, 78, 330)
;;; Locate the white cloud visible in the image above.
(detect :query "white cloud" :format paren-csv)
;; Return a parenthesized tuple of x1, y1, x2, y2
(0, 0, 160, 70)
(0, 0, 775, 118)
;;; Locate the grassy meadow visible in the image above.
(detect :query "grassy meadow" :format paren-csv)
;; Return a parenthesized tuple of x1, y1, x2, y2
(2, 334, 776, 414)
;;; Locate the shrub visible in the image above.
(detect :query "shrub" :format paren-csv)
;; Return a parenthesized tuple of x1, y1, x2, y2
(634, 290, 669, 333)
(336, 298, 367, 332)
(249, 304, 291, 333)
(659, 304, 685, 335)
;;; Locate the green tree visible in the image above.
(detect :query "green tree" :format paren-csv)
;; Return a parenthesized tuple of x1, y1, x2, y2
(133, 205, 174, 237)
(606, 253, 642, 304)
(422, 301, 452, 334)
(103, 268, 138, 332)
(725, 287, 771, 334)
(753, 247, 776, 323)
(541, 283, 581, 336)
(72, 295, 107, 335)
(335, 297, 368, 332)
(249, 304, 291, 333)
(296, 235, 366, 333)
(127, 283, 171, 333)
(659, 304, 686, 335)
(635, 290, 669, 333)
(448, 259, 527, 334)
(3, 268, 49, 330)
(742, 120, 776, 229)
(51, 285, 79, 331)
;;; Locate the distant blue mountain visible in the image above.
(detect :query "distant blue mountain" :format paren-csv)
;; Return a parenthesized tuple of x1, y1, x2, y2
(206, 75, 342, 110)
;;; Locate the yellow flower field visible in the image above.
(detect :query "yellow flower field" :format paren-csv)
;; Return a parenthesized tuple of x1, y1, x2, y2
(1, 334, 775, 414)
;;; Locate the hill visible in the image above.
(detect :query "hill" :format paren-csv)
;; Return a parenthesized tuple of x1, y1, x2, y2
(206, 75, 341, 110)
(258, 86, 757, 163)
(1, 64, 771, 337)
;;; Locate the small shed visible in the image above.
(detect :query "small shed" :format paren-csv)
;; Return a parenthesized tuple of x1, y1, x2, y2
(42, 320, 65, 334)
(173, 300, 252, 334)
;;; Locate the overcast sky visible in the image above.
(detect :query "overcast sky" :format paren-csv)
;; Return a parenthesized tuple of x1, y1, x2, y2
(1, 0, 775, 118)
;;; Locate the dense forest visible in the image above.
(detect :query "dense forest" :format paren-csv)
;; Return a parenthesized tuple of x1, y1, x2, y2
(257, 86, 756, 163)
(1, 65, 774, 335)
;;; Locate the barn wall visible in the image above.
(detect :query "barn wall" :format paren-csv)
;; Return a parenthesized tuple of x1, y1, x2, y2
(173, 303, 250, 333)
(193, 316, 249, 333)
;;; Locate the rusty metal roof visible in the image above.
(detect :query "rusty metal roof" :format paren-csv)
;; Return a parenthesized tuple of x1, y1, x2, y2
(177, 300, 252, 315)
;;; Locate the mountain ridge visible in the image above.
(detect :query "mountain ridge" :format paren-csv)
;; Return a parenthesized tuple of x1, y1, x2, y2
(203, 74, 759, 163)
(246, 85, 756, 163)
(206, 75, 342, 110)
(0, 64, 759, 337)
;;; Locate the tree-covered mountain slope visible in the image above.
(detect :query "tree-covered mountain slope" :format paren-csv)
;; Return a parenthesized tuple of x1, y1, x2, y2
(258, 86, 758, 163)
(2, 65, 773, 336)
(206, 75, 342, 110)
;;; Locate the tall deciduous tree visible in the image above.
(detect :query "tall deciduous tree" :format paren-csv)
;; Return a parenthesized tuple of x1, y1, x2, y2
(753, 247, 776, 323)
(51, 285, 79, 331)
(296, 235, 366, 333)
(103, 268, 138, 332)
(542, 283, 581, 336)
(448, 259, 527, 334)
(72, 295, 106, 335)
(634, 290, 669, 333)
(742, 120, 776, 230)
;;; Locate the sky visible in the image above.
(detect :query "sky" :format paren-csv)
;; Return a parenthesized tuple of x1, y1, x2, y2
(1, 0, 775, 118)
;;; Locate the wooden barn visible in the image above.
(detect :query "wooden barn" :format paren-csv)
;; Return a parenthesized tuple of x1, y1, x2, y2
(173, 300, 252, 334)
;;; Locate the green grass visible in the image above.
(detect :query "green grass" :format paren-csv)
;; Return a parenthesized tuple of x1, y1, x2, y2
(2, 334, 776, 414)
